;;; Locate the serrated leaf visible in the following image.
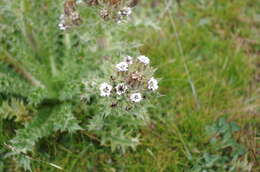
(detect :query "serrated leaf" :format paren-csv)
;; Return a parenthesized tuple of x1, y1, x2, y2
(10, 104, 81, 154)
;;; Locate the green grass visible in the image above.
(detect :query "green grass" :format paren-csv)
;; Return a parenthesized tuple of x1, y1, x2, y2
(1, 0, 259, 171)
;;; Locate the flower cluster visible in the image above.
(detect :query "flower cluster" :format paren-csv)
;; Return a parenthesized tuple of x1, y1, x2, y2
(99, 6, 133, 24)
(58, 0, 82, 30)
(59, 0, 139, 30)
(97, 55, 159, 106)
(85, 0, 138, 8)
(116, 7, 132, 24)
(86, 0, 137, 23)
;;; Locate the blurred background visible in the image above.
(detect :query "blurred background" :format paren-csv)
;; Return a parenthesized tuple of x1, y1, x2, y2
(0, 0, 259, 171)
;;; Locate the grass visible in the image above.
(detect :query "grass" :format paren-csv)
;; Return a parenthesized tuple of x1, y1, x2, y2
(1, 0, 259, 171)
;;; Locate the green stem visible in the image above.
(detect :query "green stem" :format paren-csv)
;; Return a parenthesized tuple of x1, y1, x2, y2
(50, 56, 58, 76)
(1, 51, 45, 88)
(167, 1, 201, 110)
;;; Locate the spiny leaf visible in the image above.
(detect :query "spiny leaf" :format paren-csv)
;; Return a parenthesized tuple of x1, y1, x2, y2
(10, 104, 81, 154)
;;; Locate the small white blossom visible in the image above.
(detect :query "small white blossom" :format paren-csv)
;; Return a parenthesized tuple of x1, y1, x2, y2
(76, 0, 83, 4)
(99, 82, 112, 97)
(124, 55, 133, 65)
(137, 55, 150, 65)
(58, 14, 69, 30)
(116, 18, 127, 24)
(59, 14, 65, 20)
(130, 93, 143, 103)
(71, 12, 80, 21)
(118, 7, 132, 17)
(116, 62, 128, 72)
(116, 83, 128, 95)
(58, 23, 67, 30)
(100, 9, 109, 20)
(148, 77, 159, 91)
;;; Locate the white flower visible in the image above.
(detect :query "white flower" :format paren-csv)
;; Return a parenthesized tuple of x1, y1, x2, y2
(58, 23, 67, 30)
(124, 55, 133, 65)
(116, 62, 128, 72)
(99, 82, 112, 97)
(137, 55, 150, 65)
(100, 9, 109, 20)
(116, 83, 128, 95)
(117, 18, 127, 24)
(76, 0, 83, 4)
(60, 14, 65, 20)
(130, 93, 143, 103)
(71, 12, 80, 21)
(118, 7, 132, 17)
(148, 77, 159, 91)
(58, 14, 68, 30)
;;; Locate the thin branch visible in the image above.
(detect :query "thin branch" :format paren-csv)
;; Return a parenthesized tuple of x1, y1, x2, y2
(1, 51, 45, 88)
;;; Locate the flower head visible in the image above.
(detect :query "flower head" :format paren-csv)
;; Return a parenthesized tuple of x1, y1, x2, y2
(99, 82, 112, 97)
(148, 77, 159, 91)
(58, 14, 69, 30)
(116, 18, 127, 24)
(58, 23, 68, 30)
(100, 9, 109, 20)
(76, 0, 83, 4)
(116, 62, 128, 72)
(71, 12, 80, 21)
(59, 14, 65, 20)
(118, 7, 132, 17)
(124, 55, 133, 65)
(116, 83, 128, 95)
(137, 55, 150, 65)
(130, 93, 143, 103)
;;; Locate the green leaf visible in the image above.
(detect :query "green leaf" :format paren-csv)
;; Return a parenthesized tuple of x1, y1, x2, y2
(230, 122, 240, 132)
(10, 104, 81, 154)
